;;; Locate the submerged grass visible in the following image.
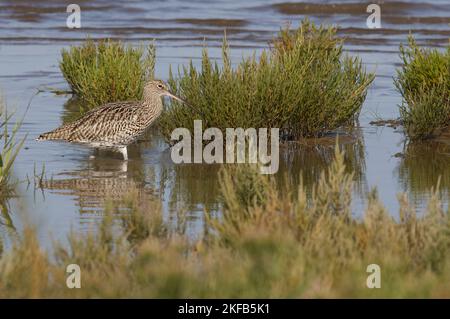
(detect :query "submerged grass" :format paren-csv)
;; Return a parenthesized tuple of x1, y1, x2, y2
(159, 20, 374, 140)
(1, 145, 449, 298)
(60, 39, 155, 111)
(395, 36, 450, 139)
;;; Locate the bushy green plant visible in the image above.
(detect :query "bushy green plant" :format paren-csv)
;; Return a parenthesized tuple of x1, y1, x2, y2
(395, 36, 450, 139)
(60, 39, 155, 110)
(159, 20, 374, 140)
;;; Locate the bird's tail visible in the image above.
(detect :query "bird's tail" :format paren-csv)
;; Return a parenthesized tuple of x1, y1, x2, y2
(36, 127, 71, 141)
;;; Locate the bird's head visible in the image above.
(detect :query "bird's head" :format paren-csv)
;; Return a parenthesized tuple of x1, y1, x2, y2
(143, 80, 187, 104)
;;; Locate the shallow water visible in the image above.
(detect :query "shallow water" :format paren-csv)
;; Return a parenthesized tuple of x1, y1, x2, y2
(0, 0, 449, 248)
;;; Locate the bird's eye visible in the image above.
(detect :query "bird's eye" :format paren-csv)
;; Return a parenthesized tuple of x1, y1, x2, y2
(157, 84, 163, 89)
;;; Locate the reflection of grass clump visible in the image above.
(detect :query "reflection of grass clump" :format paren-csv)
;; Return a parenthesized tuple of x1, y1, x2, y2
(277, 133, 367, 196)
(60, 39, 155, 110)
(1, 146, 450, 297)
(395, 36, 450, 139)
(159, 20, 374, 140)
(398, 141, 450, 200)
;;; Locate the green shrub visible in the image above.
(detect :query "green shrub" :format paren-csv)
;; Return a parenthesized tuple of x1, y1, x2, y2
(159, 20, 374, 140)
(395, 36, 450, 139)
(2, 144, 450, 298)
(60, 39, 155, 110)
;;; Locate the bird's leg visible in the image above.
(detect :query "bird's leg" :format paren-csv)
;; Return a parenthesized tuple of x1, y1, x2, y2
(90, 148, 98, 159)
(118, 146, 128, 161)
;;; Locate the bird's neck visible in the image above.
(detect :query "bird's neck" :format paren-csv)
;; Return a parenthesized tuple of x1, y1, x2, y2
(142, 94, 163, 113)
(141, 94, 164, 124)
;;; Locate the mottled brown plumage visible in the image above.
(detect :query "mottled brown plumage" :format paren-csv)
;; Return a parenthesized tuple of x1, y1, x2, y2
(37, 80, 186, 160)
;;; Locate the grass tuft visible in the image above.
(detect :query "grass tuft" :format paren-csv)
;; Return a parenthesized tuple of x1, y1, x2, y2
(60, 39, 155, 110)
(159, 20, 374, 140)
(395, 36, 450, 139)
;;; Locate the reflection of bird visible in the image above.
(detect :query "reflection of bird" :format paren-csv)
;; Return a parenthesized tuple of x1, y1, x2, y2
(41, 160, 154, 214)
(37, 80, 187, 160)
(42, 175, 150, 212)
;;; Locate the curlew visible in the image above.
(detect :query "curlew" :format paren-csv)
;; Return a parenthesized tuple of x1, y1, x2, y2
(37, 80, 187, 160)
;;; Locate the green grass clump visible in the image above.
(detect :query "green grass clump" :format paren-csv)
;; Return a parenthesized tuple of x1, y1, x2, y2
(1, 145, 450, 298)
(159, 20, 374, 140)
(60, 39, 155, 110)
(395, 36, 450, 139)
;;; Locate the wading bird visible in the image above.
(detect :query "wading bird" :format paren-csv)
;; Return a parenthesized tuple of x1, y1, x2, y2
(37, 80, 188, 160)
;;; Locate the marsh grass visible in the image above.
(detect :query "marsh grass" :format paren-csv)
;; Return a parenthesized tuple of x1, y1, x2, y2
(0, 98, 25, 194)
(1, 145, 450, 297)
(159, 20, 374, 140)
(60, 39, 155, 111)
(395, 36, 450, 139)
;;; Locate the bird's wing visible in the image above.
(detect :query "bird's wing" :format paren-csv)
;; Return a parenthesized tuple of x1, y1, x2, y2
(66, 101, 141, 143)
(35, 101, 139, 143)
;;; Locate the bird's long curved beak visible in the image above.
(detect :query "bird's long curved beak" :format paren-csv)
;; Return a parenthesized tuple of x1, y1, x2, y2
(165, 91, 190, 106)
(165, 90, 205, 118)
